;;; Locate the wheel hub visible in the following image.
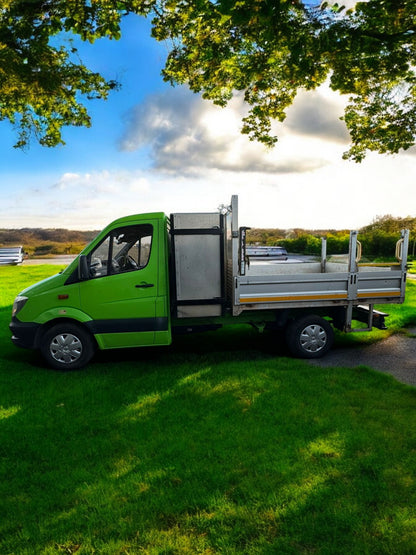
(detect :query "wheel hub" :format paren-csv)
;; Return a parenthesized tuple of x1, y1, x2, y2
(300, 324, 327, 353)
(50, 333, 83, 364)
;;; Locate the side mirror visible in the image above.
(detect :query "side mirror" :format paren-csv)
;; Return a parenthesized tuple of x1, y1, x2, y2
(78, 255, 89, 281)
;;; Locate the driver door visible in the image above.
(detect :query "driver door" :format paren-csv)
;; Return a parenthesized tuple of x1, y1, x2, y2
(79, 221, 165, 348)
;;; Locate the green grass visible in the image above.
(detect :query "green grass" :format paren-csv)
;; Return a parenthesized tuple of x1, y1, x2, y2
(2, 266, 416, 554)
(379, 279, 416, 331)
(335, 279, 416, 346)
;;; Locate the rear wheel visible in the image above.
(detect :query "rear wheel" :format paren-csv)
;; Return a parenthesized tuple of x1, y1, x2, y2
(40, 322, 95, 370)
(286, 315, 334, 359)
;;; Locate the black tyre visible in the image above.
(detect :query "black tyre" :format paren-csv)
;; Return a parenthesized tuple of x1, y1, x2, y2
(285, 315, 334, 359)
(40, 322, 95, 370)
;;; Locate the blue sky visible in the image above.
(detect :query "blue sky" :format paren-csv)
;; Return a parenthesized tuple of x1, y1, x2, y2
(0, 12, 415, 231)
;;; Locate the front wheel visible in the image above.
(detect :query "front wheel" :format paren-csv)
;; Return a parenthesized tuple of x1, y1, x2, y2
(285, 315, 334, 359)
(40, 323, 95, 370)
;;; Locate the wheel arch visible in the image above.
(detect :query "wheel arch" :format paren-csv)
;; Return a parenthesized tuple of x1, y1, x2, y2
(285, 313, 335, 359)
(272, 305, 346, 331)
(34, 317, 97, 350)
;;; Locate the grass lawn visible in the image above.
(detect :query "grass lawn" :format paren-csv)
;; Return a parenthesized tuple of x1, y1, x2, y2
(1, 266, 416, 554)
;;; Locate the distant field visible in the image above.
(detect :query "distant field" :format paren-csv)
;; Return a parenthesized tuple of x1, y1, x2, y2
(1, 266, 416, 554)
(0, 228, 95, 257)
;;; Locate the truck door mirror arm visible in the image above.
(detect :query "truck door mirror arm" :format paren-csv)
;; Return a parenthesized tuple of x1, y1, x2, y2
(78, 255, 89, 281)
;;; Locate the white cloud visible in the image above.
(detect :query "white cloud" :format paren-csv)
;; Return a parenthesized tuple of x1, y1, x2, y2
(53, 170, 120, 195)
(119, 87, 345, 175)
(54, 173, 81, 190)
(284, 88, 349, 143)
(2, 148, 414, 233)
(316, 0, 366, 9)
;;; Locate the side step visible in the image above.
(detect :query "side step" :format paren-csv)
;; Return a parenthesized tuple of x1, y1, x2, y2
(351, 304, 389, 332)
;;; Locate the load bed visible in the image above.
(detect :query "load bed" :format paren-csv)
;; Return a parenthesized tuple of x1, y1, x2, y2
(227, 197, 408, 331)
(170, 195, 408, 334)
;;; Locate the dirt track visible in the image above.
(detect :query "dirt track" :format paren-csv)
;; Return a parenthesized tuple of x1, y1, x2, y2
(312, 275, 416, 387)
(310, 330, 416, 387)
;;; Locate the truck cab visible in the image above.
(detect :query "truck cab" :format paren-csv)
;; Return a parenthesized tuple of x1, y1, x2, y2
(10, 212, 171, 369)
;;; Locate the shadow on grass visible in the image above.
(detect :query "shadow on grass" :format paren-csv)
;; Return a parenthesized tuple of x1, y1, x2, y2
(93, 325, 288, 369)
(3, 268, 416, 551)
(1, 329, 416, 553)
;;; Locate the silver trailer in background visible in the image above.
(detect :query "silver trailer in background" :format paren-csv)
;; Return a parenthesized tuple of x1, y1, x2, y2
(246, 246, 288, 260)
(0, 246, 24, 265)
(170, 196, 409, 358)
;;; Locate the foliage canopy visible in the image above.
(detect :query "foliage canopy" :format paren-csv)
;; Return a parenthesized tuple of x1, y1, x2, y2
(0, 0, 149, 147)
(1, 0, 416, 160)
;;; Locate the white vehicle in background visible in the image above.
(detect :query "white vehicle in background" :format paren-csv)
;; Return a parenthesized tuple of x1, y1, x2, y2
(0, 247, 24, 265)
(246, 245, 288, 260)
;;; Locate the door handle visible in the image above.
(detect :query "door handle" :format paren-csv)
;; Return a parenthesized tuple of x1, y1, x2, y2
(135, 283, 154, 288)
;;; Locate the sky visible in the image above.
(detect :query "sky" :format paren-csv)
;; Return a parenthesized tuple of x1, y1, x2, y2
(0, 12, 415, 232)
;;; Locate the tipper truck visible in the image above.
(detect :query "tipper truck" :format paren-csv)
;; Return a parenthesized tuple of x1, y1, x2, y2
(10, 196, 409, 370)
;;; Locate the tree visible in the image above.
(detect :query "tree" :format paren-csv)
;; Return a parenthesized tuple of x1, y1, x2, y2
(151, 0, 416, 161)
(0, 0, 149, 147)
(1, 1, 416, 160)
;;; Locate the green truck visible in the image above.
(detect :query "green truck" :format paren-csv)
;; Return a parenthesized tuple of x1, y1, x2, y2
(10, 196, 409, 370)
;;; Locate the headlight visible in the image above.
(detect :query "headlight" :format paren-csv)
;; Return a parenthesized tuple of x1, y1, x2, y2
(12, 295, 28, 318)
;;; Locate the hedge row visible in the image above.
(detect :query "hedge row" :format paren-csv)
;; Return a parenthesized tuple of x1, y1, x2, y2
(277, 231, 415, 258)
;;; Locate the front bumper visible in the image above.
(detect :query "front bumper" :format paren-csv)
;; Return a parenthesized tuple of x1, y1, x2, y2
(10, 317, 41, 350)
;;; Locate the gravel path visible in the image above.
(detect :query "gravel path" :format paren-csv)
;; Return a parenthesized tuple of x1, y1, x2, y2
(310, 329, 416, 386)
(312, 275, 416, 386)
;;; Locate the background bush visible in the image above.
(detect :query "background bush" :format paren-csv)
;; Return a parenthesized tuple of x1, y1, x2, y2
(248, 215, 416, 259)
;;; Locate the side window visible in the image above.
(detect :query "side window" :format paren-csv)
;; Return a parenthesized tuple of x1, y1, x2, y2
(88, 224, 153, 278)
